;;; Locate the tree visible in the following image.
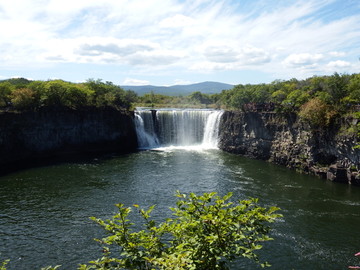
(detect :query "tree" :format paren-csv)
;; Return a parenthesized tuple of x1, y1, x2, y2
(281, 89, 310, 111)
(228, 85, 253, 110)
(270, 90, 286, 105)
(123, 90, 138, 110)
(0, 82, 13, 106)
(42, 80, 70, 107)
(323, 72, 350, 106)
(10, 88, 38, 110)
(345, 74, 360, 105)
(251, 84, 271, 104)
(85, 79, 130, 109)
(298, 98, 336, 128)
(65, 84, 94, 109)
(189, 91, 212, 105)
(77, 191, 281, 270)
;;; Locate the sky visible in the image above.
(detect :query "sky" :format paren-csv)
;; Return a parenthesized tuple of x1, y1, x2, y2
(1, 0, 360, 86)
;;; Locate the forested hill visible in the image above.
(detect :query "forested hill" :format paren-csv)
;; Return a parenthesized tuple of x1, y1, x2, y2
(121, 81, 234, 96)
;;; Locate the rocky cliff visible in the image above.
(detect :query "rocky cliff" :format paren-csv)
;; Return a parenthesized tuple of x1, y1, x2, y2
(218, 111, 360, 185)
(0, 108, 138, 174)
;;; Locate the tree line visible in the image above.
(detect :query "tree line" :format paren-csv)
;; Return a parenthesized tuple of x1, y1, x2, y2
(219, 72, 360, 112)
(1, 73, 359, 129)
(136, 73, 360, 117)
(0, 78, 137, 111)
(218, 72, 360, 128)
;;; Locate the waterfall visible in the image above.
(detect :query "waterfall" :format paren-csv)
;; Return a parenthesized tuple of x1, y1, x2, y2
(134, 110, 159, 148)
(202, 110, 223, 149)
(135, 109, 223, 150)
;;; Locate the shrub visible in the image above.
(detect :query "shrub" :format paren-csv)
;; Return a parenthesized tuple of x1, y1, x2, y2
(298, 98, 337, 128)
(0, 259, 9, 270)
(10, 88, 38, 110)
(78, 191, 281, 270)
(65, 85, 94, 109)
(0, 82, 13, 106)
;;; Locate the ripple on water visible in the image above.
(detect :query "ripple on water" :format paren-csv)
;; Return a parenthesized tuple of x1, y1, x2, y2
(0, 150, 360, 270)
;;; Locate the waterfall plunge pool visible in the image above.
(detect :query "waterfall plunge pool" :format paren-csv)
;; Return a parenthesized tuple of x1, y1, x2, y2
(0, 109, 359, 269)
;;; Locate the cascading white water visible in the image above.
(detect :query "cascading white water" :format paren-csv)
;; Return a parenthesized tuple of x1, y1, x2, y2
(202, 110, 223, 149)
(135, 108, 223, 150)
(134, 110, 159, 148)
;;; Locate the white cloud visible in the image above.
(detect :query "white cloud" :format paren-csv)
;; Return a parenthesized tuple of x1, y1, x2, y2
(75, 38, 157, 57)
(283, 53, 324, 68)
(39, 37, 180, 66)
(173, 79, 193, 85)
(190, 62, 236, 73)
(327, 60, 351, 68)
(329, 51, 346, 57)
(123, 78, 150, 86)
(159, 14, 195, 28)
(0, 0, 360, 83)
(197, 44, 270, 72)
(204, 46, 239, 63)
(238, 46, 271, 65)
(126, 50, 185, 66)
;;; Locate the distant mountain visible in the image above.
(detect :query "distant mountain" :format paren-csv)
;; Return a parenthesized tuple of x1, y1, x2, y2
(121, 81, 234, 96)
(0, 77, 32, 86)
(0, 78, 234, 96)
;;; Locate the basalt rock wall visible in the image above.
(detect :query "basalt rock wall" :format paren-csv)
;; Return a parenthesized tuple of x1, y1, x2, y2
(0, 108, 138, 174)
(218, 111, 360, 185)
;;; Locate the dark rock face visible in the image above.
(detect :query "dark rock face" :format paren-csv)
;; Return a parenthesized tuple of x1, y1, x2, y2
(219, 111, 360, 185)
(0, 108, 138, 174)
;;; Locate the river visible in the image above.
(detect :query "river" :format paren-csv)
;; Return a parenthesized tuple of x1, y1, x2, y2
(0, 109, 359, 269)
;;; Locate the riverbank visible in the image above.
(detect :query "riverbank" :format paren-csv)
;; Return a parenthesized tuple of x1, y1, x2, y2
(0, 107, 138, 175)
(218, 111, 360, 185)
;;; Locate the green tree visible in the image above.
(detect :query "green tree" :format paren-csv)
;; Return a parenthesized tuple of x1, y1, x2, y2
(85, 79, 130, 109)
(251, 84, 271, 104)
(323, 73, 350, 106)
(219, 90, 233, 109)
(28, 81, 46, 106)
(42, 80, 70, 107)
(77, 192, 281, 270)
(123, 90, 138, 109)
(65, 84, 94, 109)
(228, 85, 253, 110)
(307, 76, 326, 95)
(0, 82, 13, 106)
(189, 91, 212, 105)
(281, 89, 310, 111)
(270, 90, 287, 105)
(345, 74, 360, 105)
(10, 88, 38, 110)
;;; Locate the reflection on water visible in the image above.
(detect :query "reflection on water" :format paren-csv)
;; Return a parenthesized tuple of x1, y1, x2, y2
(0, 149, 359, 269)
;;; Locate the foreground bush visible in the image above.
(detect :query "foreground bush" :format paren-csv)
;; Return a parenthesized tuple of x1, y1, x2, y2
(2, 192, 281, 270)
(79, 191, 281, 270)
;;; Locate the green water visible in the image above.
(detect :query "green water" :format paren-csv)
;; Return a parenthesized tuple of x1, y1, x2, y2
(0, 149, 359, 269)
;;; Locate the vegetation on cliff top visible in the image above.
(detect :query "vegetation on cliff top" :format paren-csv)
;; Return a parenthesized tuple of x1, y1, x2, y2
(1, 73, 359, 132)
(0, 78, 137, 111)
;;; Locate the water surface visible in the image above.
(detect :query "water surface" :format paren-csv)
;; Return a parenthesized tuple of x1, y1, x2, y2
(1, 149, 359, 269)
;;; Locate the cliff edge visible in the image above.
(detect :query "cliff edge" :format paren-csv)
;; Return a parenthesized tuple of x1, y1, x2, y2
(219, 111, 360, 185)
(0, 108, 138, 174)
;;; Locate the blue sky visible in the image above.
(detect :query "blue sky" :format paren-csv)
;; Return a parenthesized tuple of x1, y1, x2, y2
(1, 0, 360, 86)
